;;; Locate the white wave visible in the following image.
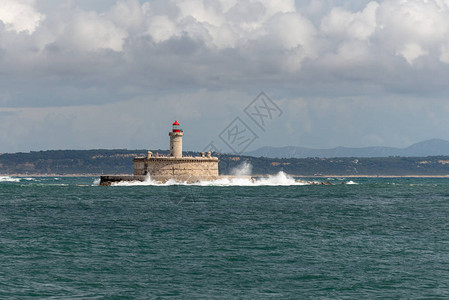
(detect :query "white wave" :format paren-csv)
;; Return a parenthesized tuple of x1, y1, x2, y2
(346, 180, 358, 185)
(231, 162, 252, 176)
(92, 178, 101, 186)
(249, 171, 306, 186)
(111, 175, 159, 186)
(0, 176, 20, 182)
(196, 171, 310, 186)
(111, 172, 309, 187)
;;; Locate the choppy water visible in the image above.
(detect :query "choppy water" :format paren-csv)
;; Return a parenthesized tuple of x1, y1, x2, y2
(1, 175, 449, 298)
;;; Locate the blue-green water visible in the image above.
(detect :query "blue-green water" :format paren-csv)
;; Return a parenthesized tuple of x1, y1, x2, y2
(1, 176, 449, 298)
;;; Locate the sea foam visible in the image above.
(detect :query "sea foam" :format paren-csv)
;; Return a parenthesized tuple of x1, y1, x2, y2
(108, 162, 357, 187)
(231, 161, 252, 176)
(0, 176, 20, 183)
(110, 171, 308, 187)
(346, 181, 358, 185)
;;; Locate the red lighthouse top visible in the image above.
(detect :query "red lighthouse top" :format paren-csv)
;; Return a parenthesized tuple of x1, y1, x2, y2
(172, 120, 181, 132)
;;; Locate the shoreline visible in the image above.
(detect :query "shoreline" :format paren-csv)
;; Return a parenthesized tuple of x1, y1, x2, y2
(2, 173, 449, 178)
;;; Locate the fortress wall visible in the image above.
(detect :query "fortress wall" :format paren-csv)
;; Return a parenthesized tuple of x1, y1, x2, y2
(148, 160, 218, 176)
(133, 158, 218, 177)
(134, 160, 145, 175)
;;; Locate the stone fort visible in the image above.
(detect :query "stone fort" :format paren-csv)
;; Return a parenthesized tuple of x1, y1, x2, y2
(133, 120, 219, 182)
(100, 121, 219, 185)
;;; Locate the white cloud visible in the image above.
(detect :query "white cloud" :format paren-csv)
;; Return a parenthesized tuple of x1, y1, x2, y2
(57, 11, 128, 52)
(108, 0, 145, 31)
(0, 0, 44, 34)
(268, 12, 316, 51)
(377, 0, 449, 63)
(321, 1, 378, 41)
(397, 43, 429, 64)
(177, 0, 224, 26)
(146, 15, 177, 43)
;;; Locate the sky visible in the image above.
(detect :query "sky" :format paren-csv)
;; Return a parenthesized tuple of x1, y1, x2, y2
(1, 0, 449, 154)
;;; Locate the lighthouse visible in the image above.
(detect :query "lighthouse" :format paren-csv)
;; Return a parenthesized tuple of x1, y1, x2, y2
(169, 120, 183, 158)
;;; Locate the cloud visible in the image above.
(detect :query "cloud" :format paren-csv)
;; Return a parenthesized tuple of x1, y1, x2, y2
(321, 1, 378, 41)
(0, 0, 44, 34)
(57, 11, 128, 52)
(2, 0, 449, 151)
(1, 0, 448, 108)
(376, 0, 449, 64)
(0, 0, 323, 108)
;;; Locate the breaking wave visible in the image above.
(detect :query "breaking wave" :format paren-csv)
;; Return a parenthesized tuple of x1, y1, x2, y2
(106, 162, 358, 187)
(197, 172, 308, 186)
(231, 161, 252, 176)
(0, 176, 21, 183)
(111, 171, 309, 187)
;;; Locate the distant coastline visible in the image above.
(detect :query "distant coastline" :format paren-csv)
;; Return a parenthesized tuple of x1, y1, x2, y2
(2, 149, 449, 177)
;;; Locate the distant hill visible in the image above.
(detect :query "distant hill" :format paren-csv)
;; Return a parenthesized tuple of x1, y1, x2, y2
(245, 139, 449, 158)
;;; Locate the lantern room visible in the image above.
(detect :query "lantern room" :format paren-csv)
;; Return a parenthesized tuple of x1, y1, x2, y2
(172, 120, 181, 133)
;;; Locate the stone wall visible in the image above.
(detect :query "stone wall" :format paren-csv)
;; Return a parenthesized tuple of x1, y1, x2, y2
(133, 157, 219, 182)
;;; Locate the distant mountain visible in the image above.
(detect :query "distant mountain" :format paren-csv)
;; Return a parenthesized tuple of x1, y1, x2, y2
(245, 139, 449, 158)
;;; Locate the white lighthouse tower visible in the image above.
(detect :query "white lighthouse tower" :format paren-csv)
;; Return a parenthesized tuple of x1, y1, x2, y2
(169, 120, 183, 158)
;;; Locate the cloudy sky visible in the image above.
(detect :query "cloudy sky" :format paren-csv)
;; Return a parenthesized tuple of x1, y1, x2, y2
(1, 0, 449, 153)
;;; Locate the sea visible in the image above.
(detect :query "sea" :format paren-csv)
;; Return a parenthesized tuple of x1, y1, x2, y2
(1, 173, 449, 299)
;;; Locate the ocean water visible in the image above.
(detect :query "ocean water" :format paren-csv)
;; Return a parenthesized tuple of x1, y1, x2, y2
(1, 174, 449, 299)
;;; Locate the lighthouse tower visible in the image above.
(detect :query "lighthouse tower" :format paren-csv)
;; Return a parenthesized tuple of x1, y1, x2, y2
(169, 120, 183, 158)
